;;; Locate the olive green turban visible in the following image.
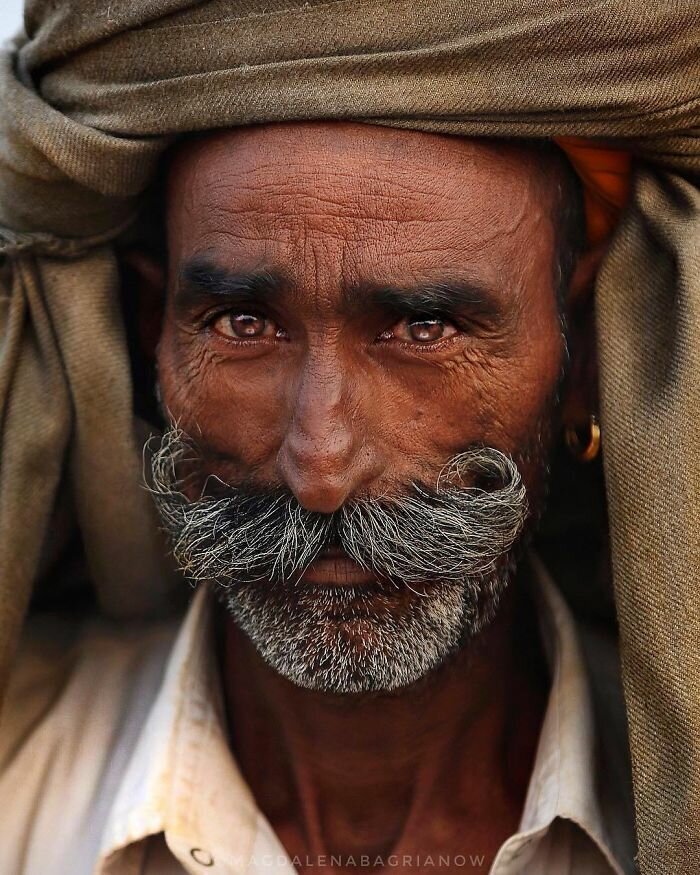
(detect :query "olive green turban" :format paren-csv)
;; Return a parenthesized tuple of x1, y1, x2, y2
(1, 2, 699, 871)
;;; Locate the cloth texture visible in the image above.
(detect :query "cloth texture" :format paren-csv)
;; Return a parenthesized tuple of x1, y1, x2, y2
(0, 557, 636, 875)
(0, 3, 698, 872)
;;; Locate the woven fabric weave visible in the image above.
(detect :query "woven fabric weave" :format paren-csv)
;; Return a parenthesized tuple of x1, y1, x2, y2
(1, 3, 699, 870)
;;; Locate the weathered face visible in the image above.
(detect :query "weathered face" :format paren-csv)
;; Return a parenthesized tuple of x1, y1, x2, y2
(159, 123, 563, 496)
(153, 122, 568, 693)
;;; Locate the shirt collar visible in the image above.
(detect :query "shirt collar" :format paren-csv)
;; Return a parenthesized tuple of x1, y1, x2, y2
(99, 585, 263, 874)
(506, 553, 626, 873)
(98, 558, 627, 874)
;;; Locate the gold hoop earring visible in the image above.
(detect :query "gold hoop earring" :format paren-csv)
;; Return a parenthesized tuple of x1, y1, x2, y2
(564, 415, 601, 463)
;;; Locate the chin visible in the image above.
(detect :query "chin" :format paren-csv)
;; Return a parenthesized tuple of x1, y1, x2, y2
(215, 566, 510, 694)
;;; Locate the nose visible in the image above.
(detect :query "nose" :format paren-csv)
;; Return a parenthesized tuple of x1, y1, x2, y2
(276, 353, 384, 513)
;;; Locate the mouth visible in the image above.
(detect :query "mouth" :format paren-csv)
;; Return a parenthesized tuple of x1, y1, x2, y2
(298, 545, 377, 587)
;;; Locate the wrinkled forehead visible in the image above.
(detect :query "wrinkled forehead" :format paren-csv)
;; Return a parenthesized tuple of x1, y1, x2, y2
(164, 122, 558, 285)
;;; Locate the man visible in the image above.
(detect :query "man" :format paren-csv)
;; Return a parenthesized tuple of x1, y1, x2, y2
(0, 120, 637, 873)
(0, 4, 698, 875)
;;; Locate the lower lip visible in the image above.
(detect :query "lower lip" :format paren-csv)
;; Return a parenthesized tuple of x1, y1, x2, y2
(299, 554, 377, 587)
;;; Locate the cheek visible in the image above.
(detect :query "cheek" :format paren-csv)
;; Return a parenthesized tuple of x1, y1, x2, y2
(157, 326, 293, 473)
(484, 342, 563, 454)
(368, 333, 563, 472)
(482, 346, 562, 439)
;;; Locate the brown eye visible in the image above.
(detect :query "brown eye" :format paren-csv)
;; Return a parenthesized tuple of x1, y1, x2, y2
(381, 316, 458, 344)
(212, 312, 281, 339)
(408, 318, 447, 342)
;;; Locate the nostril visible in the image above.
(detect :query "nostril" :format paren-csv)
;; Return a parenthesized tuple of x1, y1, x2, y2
(276, 427, 385, 514)
(275, 445, 357, 513)
(290, 483, 352, 515)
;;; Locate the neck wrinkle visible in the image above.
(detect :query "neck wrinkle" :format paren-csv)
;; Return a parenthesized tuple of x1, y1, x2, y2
(221, 580, 547, 866)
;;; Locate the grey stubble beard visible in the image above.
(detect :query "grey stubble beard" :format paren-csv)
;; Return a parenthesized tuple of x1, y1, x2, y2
(224, 555, 517, 695)
(148, 428, 544, 695)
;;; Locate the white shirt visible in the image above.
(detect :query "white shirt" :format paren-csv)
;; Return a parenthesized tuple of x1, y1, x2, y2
(0, 557, 637, 874)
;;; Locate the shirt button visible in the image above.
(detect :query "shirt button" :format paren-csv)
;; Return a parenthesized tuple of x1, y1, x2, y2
(190, 848, 214, 867)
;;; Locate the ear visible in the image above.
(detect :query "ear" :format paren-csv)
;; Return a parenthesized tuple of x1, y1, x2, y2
(120, 249, 167, 364)
(559, 242, 608, 431)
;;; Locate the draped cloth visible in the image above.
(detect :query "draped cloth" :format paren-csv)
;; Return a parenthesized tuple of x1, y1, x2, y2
(0, 2, 698, 870)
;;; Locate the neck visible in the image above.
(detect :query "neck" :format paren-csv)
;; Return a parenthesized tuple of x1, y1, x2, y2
(221, 576, 547, 871)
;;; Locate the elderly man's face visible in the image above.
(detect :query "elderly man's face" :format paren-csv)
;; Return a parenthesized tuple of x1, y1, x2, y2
(152, 122, 569, 693)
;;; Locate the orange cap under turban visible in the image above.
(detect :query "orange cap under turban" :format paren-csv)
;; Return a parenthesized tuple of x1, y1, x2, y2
(555, 137, 632, 246)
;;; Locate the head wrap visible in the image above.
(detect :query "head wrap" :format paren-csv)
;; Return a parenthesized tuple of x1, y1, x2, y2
(0, 3, 699, 871)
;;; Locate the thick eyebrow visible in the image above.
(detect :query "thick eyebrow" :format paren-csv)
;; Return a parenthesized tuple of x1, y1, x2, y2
(175, 259, 505, 326)
(350, 279, 506, 324)
(175, 257, 284, 311)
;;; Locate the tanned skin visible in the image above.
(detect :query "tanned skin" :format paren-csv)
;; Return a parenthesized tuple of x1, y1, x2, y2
(133, 122, 600, 874)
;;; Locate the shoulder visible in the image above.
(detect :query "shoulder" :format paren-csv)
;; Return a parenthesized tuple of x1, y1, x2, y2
(0, 610, 181, 875)
(0, 610, 180, 767)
